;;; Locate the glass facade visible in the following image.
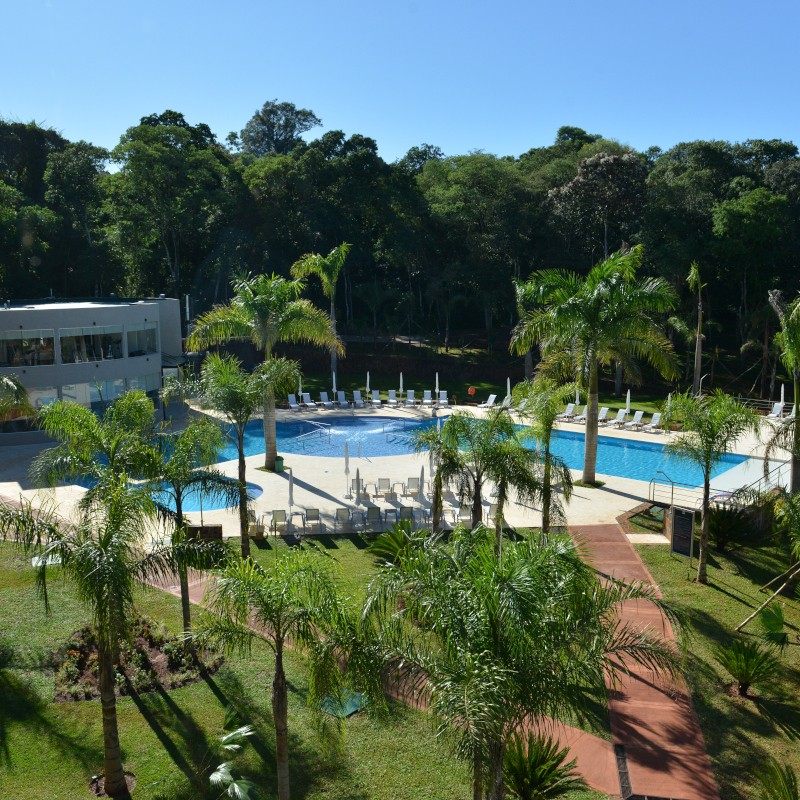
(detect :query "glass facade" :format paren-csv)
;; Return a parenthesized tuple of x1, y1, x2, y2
(126, 322, 158, 356)
(0, 329, 55, 367)
(28, 386, 58, 409)
(60, 325, 123, 363)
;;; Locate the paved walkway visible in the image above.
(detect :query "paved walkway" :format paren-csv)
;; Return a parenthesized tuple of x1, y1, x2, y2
(570, 523, 720, 800)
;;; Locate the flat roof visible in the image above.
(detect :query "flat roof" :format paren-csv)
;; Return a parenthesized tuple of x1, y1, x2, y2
(0, 298, 170, 311)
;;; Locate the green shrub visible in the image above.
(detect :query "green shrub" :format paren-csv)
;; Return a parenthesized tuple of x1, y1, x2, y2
(707, 504, 752, 552)
(759, 603, 790, 650)
(756, 756, 799, 800)
(503, 732, 586, 800)
(714, 638, 780, 696)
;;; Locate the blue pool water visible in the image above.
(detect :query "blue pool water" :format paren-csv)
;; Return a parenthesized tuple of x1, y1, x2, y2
(153, 481, 264, 513)
(216, 416, 750, 488)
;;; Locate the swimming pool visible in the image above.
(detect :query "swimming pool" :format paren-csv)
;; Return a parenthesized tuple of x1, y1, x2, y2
(215, 416, 751, 488)
(153, 481, 264, 513)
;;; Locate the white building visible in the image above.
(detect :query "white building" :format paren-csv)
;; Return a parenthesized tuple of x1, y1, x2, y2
(0, 297, 182, 418)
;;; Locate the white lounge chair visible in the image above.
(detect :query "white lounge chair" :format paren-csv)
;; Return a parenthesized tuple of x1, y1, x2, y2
(478, 394, 497, 408)
(287, 394, 302, 412)
(595, 407, 609, 425)
(623, 410, 644, 430)
(438, 390, 449, 406)
(767, 402, 785, 419)
(370, 390, 382, 407)
(607, 409, 627, 427)
(642, 412, 662, 433)
(336, 390, 349, 408)
(573, 405, 588, 423)
(404, 389, 416, 406)
(387, 389, 399, 407)
(319, 391, 335, 409)
(785, 404, 796, 421)
(352, 390, 366, 408)
(555, 403, 576, 420)
(301, 392, 317, 409)
(421, 390, 433, 406)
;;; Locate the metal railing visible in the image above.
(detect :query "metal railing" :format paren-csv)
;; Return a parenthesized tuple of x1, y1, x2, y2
(292, 420, 332, 449)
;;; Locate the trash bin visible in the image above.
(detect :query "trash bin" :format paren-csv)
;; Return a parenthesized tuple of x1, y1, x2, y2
(274, 456, 284, 473)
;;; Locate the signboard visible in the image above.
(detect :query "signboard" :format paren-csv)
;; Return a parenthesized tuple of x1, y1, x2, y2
(670, 506, 695, 559)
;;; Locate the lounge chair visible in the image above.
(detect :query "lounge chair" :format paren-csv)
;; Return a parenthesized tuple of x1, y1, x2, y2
(319, 391, 335, 409)
(478, 394, 497, 408)
(303, 508, 322, 534)
(403, 477, 420, 498)
(387, 389, 399, 407)
(573, 405, 588, 423)
(421, 390, 433, 406)
(555, 403, 576, 421)
(374, 478, 392, 499)
(623, 410, 644, 430)
(438, 390, 449, 406)
(642, 412, 662, 433)
(398, 506, 416, 528)
(270, 510, 287, 535)
(352, 390, 366, 408)
(370, 390, 382, 408)
(350, 477, 364, 498)
(336, 390, 349, 408)
(603, 409, 626, 427)
(786, 404, 796, 421)
(333, 507, 353, 533)
(595, 407, 609, 425)
(404, 389, 416, 406)
(287, 394, 302, 412)
(362, 506, 384, 531)
(767, 402, 785, 419)
(301, 392, 317, 409)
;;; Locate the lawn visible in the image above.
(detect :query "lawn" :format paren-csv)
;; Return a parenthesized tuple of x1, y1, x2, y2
(635, 537, 800, 800)
(0, 540, 606, 799)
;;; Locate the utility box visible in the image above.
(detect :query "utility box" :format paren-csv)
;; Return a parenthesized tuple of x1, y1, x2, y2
(668, 506, 695, 559)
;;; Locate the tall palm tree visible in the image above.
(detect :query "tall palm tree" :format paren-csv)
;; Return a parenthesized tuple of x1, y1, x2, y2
(663, 390, 759, 584)
(0, 373, 33, 422)
(290, 242, 350, 375)
(510, 246, 677, 484)
(511, 378, 575, 533)
(197, 353, 300, 559)
(187, 273, 343, 470)
(364, 525, 681, 800)
(0, 482, 180, 798)
(151, 417, 238, 631)
(687, 261, 706, 395)
(194, 552, 370, 800)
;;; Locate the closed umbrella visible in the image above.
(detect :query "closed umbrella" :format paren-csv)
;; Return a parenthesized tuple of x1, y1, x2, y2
(332, 370, 337, 395)
(399, 372, 404, 396)
(575, 387, 580, 406)
(355, 467, 361, 504)
(781, 383, 785, 405)
(625, 389, 631, 414)
(506, 377, 511, 401)
(288, 470, 294, 510)
(366, 371, 370, 395)
(419, 465, 425, 501)
(298, 376, 302, 397)
(344, 441, 350, 496)
(667, 392, 672, 411)
(435, 372, 439, 397)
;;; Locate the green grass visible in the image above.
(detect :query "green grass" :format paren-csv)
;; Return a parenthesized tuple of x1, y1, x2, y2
(0, 541, 606, 799)
(635, 540, 800, 800)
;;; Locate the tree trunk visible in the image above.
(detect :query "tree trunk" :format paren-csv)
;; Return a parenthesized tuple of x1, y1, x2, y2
(237, 428, 250, 560)
(330, 298, 338, 376)
(524, 349, 534, 380)
(431, 470, 443, 532)
(273, 642, 291, 800)
(472, 758, 483, 800)
(175, 497, 191, 633)
(542, 443, 552, 533)
(692, 296, 703, 395)
(486, 739, 506, 800)
(472, 473, 483, 529)
(263, 390, 277, 470)
(614, 362, 623, 397)
(697, 475, 711, 584)
(582, 362, 599, 484)
(99, 645, 128, 797)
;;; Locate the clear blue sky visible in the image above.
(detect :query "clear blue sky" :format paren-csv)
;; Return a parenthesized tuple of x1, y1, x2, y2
(3, 0, 798, 161)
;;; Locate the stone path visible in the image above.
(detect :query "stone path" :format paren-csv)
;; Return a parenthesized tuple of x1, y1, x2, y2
(570, 523, 720, 800)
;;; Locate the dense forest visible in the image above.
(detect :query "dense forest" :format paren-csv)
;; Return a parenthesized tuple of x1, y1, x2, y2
(1, 101, 799, 392)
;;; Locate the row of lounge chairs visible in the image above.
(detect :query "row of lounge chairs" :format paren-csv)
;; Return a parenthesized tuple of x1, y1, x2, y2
(288, 389, 451, 411)
(554, 404, 663, 432)
(766, 402, 796, 420)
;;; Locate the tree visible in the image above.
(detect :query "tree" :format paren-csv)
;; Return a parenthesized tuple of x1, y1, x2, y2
(511, 378, 575, 532)
(291, 242, 351, 375)
(662, 391, 759, 584)
(239, 100, 322, 156)
(687, 261, 706, 395)
(187, 273, 342, 470)
(197, 353, 300, 558)
(0, 480, 180, 798)
(364, 526, 680, 800)
(756, 756, 799, 800)
(0, 373, 33, 421)
(194, 552, 367, 800)
(511, 247, 677, 484)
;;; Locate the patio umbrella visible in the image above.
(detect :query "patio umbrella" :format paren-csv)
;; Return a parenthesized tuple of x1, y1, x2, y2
(506, 377, 511, 401)
(399, 372, 404, 395)
(437, 416, 441, 433)
(419, 465, 425, 501)
(781, 383, 785, 405)
(575, 387, 580, 405)
(288, 470, 294, 510)
(625, 389, 631, 414)
(344, 441, 350, 496)
(332, 370, 337, 395)
(667, 392, 672, 411)
(355, 467, 361, 503)
(298, 376, 303, 397)
(366, 371, 370, 395)
(435, 372, 439, 397)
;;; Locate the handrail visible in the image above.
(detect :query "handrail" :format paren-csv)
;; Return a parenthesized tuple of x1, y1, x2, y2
(292, 420, 332, 449)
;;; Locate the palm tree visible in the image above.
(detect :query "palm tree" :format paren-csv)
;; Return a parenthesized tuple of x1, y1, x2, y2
(511, 378, 575, 533)
(0, 481, 180, 798)
(197, 353, 300, 559)
(510, 246, 677, 485)
(0, 373, 33, 422)
(687, 261, 706, 395)
(194, 552, 367, 800)
(663, 390, 759, 584)
(290, 242, 350, 375)
(151, 417, 238, 631)
(364, 525, 681, 800)
(186, 273, 343, 470)
(756, 756, 799, 800)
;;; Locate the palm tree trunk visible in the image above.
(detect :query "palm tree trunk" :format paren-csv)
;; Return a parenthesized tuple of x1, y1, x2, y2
(614, 362, 623, 397)
(175, 498, 191, 633)
(697, 474, 711, 584)
(692, 297, 703, 395)
(99, 645, 128, 797)
(472, 473, 483, 529)
(524, 349, 533, 380)
(432, 470, 443, 532)
(263, 391, 277, 471)
(273, 641, 291, 800)
(487, 739, 506, 800)
(472, 759, 483, 800)
(582, 362, 599, 484)
(330, 299, 338, 376)
(238, 428, 250, 560)
(542, 443, 552, 533)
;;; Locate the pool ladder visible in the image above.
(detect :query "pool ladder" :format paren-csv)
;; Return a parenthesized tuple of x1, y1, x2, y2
(293, 420, 332, 450)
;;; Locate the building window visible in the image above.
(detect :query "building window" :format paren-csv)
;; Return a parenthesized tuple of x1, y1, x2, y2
(28, 387, 58, 409)
(127, 322, 159, 357)
(0, 329, 55, 367)
(60, 326, 123, 363)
